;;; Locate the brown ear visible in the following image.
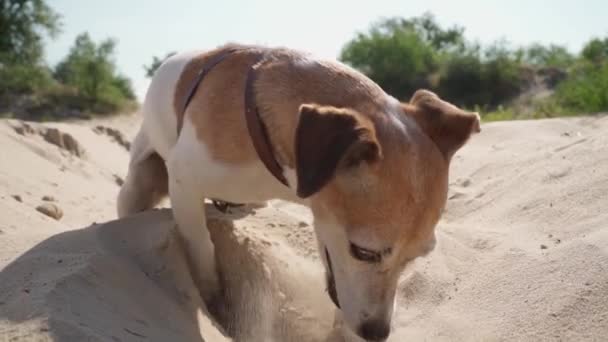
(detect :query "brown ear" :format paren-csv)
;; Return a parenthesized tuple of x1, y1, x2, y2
(295, 104, 382, 198)
(404, 89, 480, 160)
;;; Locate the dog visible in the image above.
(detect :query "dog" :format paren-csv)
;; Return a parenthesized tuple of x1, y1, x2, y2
(117, 43, 480, 341)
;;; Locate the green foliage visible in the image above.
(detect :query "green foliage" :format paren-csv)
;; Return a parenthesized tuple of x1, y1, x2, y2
(0, 2, 135, 118)
(0, 62, 55, 95)
(481, 105, 517, 122)
(519, 43, 575, 68)
(553, 60, 608, 113)
(0, 0, 61, 98)
(437, 48, 484, 107)
(438, 41, 523, 108)
(340, 13, 465, 99)
(144, 52, 176, 78)
(341, 14, 608, 121)
(581, 37, 608, 63)
(0, 0, 61, 65)
(53, 32, 135, 114)
(340, 15, 524, 107)
(481, 42, 523, 107)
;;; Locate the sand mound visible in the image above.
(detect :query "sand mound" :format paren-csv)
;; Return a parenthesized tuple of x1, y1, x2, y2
(1, 115, 608, 341)
(0, 205, 335, 341)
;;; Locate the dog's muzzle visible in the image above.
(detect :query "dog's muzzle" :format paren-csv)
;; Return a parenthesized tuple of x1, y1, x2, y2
(324, 248, 340, 309)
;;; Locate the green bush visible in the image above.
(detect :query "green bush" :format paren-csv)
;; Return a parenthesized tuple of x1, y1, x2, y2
(480, 47, 523, 107)
(0, 63, 55, 95)
(581, 38, 608, 64)
(54, 32, 135, 115)
(519, 43, 575, 68)
(554, 61, 608, 113)
(340, 14, 464, 100)
(341, 15, 525, 108)
(482, 105, 517, 122)
(1, 1, 137, 119)
(438, 51, 485, 107)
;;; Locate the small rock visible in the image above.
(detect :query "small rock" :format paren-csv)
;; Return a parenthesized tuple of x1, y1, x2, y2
(42, 195, 55, 202)
(36, 203, 63, 220)
(298, 221, 309, 228)
(113, 174, 124, 186)
(12, 195, 22, 202)
(540, 244, 548, 250)
(555, 239, 561, 244)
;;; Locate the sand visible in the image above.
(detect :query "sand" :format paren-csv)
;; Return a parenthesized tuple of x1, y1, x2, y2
(0, 114, 607, 341)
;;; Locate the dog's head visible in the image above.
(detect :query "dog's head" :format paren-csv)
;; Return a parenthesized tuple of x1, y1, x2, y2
(294, 89, 480, 341)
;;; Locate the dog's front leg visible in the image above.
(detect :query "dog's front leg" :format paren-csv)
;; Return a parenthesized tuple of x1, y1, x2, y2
(167, 152, 220, 304)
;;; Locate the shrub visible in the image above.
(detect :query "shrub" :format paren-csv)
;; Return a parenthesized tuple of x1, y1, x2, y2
(54, 32, 135, 115)
(0, 63, 55, 95)
(554, 61, 608, 114)
(340, 13, 464, 100)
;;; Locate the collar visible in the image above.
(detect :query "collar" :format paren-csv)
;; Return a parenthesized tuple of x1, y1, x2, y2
(178, 48, 289, 188)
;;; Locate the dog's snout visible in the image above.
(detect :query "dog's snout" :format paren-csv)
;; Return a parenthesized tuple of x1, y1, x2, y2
(358, 319, 390, 341)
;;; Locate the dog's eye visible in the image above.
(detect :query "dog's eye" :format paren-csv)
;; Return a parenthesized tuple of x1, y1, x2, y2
(350, 243, 383, 263)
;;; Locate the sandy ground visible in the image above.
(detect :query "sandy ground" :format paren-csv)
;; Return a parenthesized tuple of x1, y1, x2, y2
(0, 113, 607, 341)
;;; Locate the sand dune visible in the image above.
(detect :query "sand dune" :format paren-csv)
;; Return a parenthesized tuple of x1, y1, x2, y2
(1, 114, 607, 341)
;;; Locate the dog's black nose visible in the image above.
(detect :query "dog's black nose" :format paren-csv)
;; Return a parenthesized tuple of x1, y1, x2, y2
(358, 319, 390, 341)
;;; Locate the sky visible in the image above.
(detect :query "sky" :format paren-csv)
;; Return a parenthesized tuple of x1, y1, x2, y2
(45, 0, 608, 101)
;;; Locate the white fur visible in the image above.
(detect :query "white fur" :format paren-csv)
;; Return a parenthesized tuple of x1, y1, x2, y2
(142, 51, 203, 159)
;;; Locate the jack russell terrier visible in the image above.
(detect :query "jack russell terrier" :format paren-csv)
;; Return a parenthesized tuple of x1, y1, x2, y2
(117, 43, 480, 341)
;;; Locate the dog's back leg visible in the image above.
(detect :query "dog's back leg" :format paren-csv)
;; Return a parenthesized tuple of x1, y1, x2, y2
(117, 130, 168, 218)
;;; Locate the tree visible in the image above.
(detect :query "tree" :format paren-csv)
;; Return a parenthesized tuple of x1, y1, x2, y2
(54, 32, 135, 113)
(581, 37, 608, 64)
(0, 0, 60, 95)
(144, 52, 176, 78)
(340, 13, 465, 99)
(0, 0, 61, 65)
(520, 43, 574, 68)
(438, 46, 486, 107)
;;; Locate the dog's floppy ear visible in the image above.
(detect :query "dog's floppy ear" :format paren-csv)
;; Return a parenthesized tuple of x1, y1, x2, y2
(404, 89, 481, 160)
(295, 104, 382, 198)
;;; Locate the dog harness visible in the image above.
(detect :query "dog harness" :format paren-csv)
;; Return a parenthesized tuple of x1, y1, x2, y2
(177, 48, 289, 211)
